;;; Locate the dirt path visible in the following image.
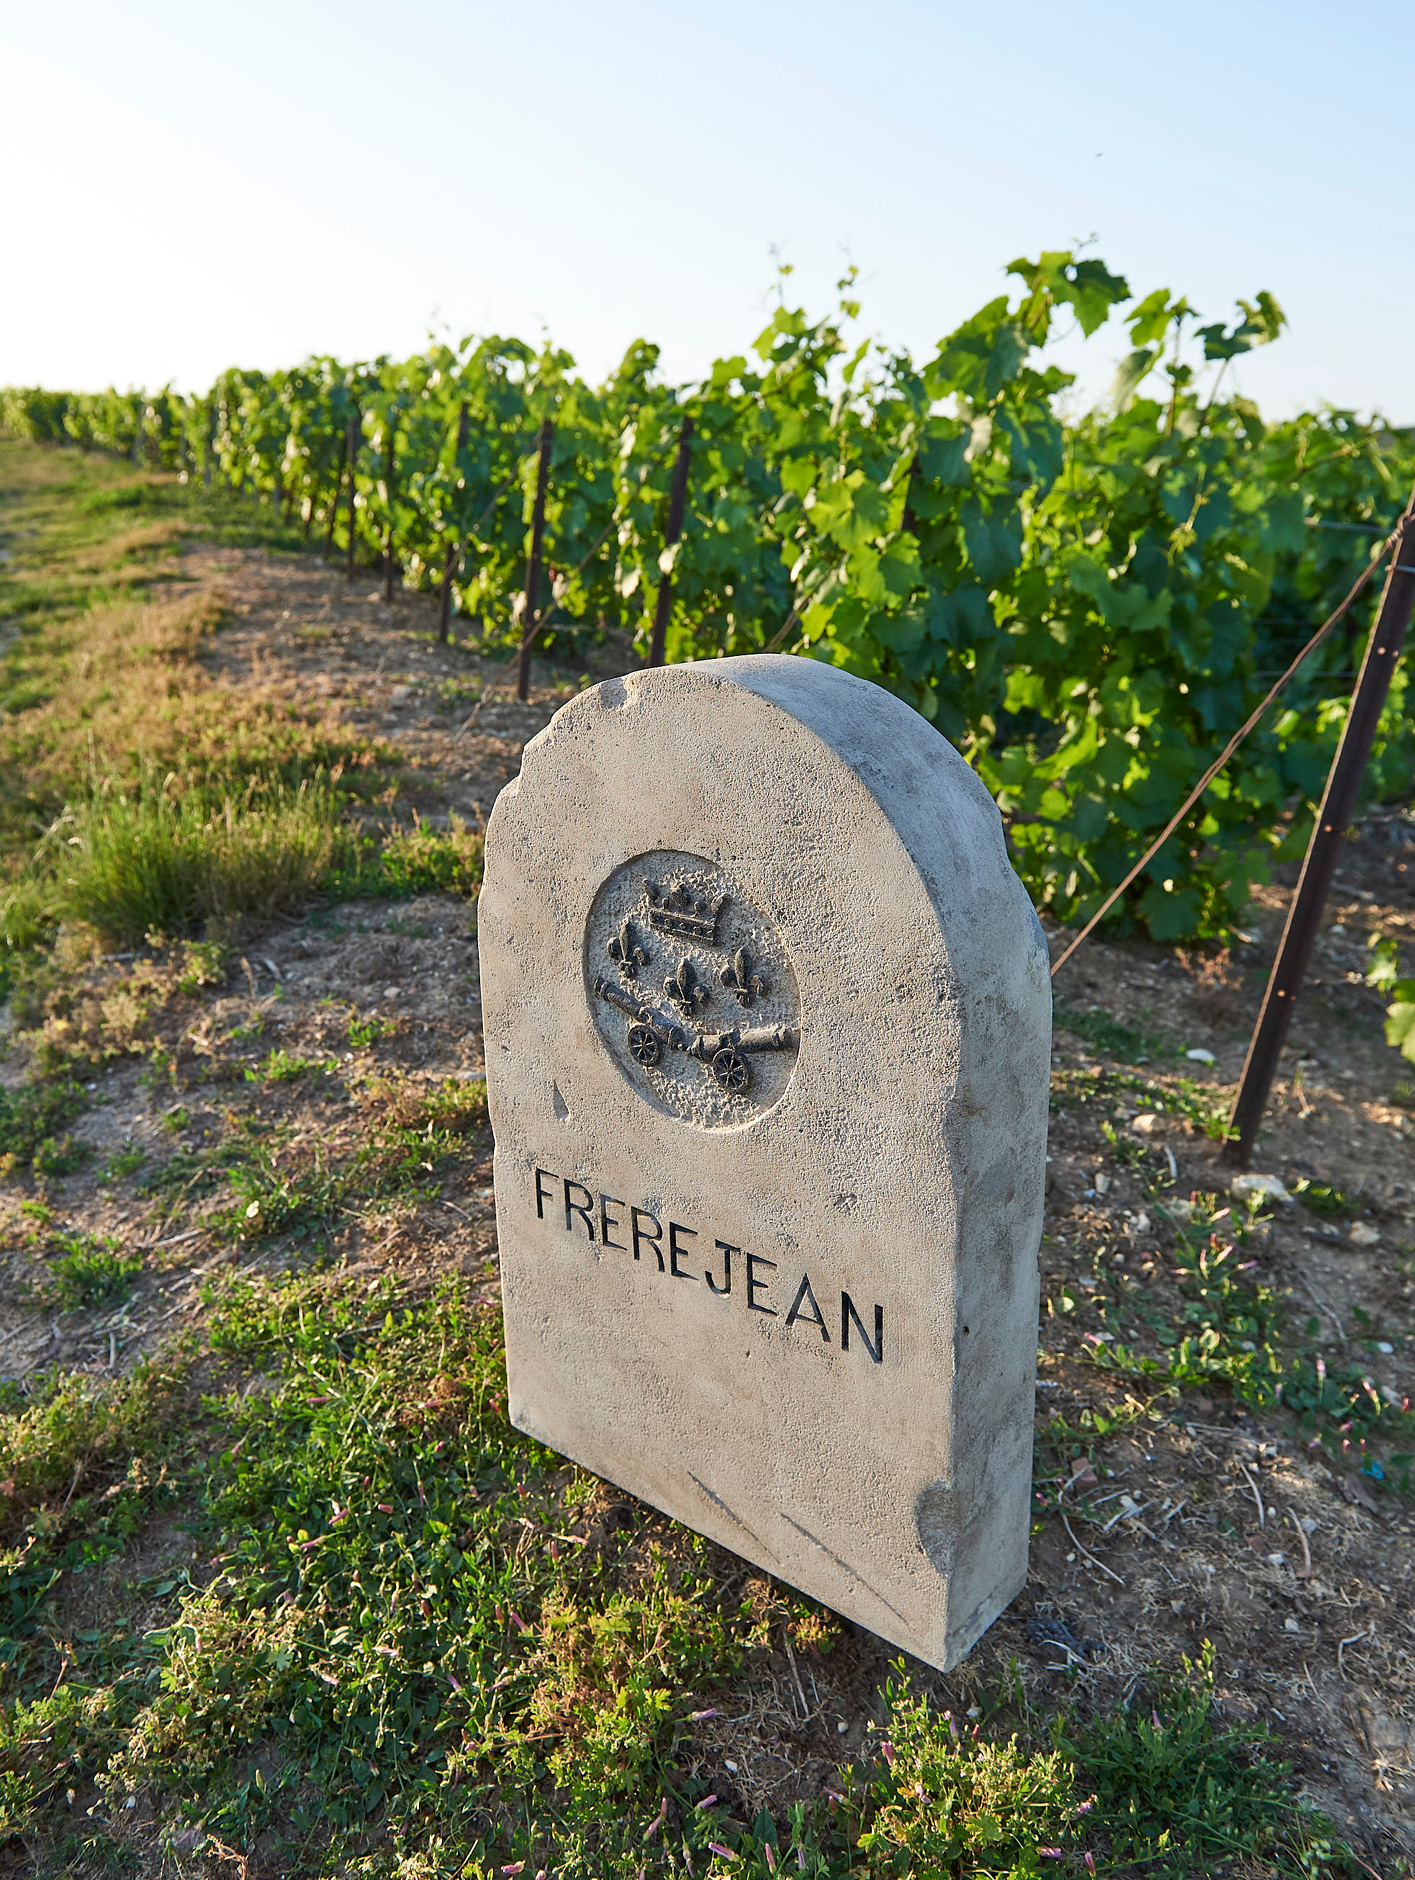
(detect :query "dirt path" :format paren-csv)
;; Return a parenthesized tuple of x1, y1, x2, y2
(2, 542, 1413, 1866)
(186, 543, 608, 825)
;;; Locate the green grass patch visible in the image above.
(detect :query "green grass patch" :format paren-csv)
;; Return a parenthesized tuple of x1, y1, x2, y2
(221, 1138, 347, 1243)
(29, 1133, 90, 1180)
(0, 1079, 87, 1178)
(99, 1146, 147, 1183)
(0, 439, 393, 913)
(247, 1047, 330, 1085)
(0, 443, 479, 970)
(141, 1146, 227, 1203)
(1054, 1644, 1343, 1879)
(0, 795, 481, 959)
(436, 676, 482, 708)
(27, 772, 354, 948)
(348, 1009, 397, 1050)
(0, 440, 305, 631)
(1290, 1177, 1359, 1219)
(43, 1232, 142, 1309)
(377, 1072, 489, 1137)
(1050, 1063, 1231, 1141)
(330, 812, 484, 905)
(131, 1082, 481, 1250)
(209, 1088, 479, 1246)
(1072, 1187, 1415, 1493)
(1053, 1003, 1172, 1065)
(0, 1276, 1357, 1876)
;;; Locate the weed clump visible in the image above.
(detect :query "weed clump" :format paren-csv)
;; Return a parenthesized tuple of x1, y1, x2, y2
(42, 773, 353, 946)
(1061, 1646, 1333, 1877)
(347, 1008, 396, 1050)
(1, 796, 480, 963)
(373, 812, 483, 900)
(223, 1140, 344, 1242)
(1290, 1176, 1358, 1218)
(0, 1079, 87, 1177)
(377, 1072, 488, 1135)
(860, 1676, 1078, 1872)
(44, 1232, 142, 1308)
(247, 1047, 329, 1084)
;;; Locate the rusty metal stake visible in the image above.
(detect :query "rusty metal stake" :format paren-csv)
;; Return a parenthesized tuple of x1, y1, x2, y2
(439, 402, 470, 644)
(344, 413, 360, 579)
(382, 408, 398, 602)
(516, 418, 554, 703)
(323, 450, 342, 561)
(647, 413, 694, 668)
(1225, 483, 1415, 1167)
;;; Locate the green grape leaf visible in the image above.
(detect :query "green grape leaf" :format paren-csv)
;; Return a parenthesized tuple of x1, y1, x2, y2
(1008, 251, 1130, 338)
(1386, 989, 1415, 1064)
(1111, 348, 1158, 411)
(961, 500, 1023, 589)
(916, 424, 971, 488)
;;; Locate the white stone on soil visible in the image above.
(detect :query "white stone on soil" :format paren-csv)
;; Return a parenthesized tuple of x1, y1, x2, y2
(479, 654, 1051, 1670)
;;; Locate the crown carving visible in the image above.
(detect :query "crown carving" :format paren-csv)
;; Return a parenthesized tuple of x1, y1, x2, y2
(643, 878, 727, 944)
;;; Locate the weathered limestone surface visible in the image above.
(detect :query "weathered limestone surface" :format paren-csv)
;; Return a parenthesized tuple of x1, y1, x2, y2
(479, 655, 1050, 1669)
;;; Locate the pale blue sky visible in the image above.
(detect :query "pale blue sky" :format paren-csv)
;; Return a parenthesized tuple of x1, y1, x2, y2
(4, 1, 1410, 417)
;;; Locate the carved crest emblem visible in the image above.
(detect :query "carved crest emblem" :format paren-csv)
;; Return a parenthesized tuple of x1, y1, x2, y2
(585, 852, 800, 1128)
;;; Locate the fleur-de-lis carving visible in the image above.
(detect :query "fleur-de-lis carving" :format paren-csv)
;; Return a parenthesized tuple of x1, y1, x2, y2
(606, 917, 649, 980)
(720, 948, 767, 1007)
(664, 956, 709, 1016)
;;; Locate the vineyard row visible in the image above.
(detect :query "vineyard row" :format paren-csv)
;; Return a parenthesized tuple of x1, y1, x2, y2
(3, 249, 1413, 945)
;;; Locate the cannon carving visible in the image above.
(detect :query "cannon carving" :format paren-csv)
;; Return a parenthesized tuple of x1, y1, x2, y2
(593, 974, 797, 1096)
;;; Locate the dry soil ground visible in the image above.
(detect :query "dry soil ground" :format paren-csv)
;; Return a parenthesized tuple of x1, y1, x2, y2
(2, 542, 1413, 1871)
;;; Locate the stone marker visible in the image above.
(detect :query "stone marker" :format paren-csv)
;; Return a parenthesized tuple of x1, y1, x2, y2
(479, 655, 1050, 1670)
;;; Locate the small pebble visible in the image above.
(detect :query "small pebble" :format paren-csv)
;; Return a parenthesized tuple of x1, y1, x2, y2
(1231, 1172, 1291, 1205)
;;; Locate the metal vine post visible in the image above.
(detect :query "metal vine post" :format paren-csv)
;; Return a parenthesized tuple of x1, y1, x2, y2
(516, 418, 554, 703)
(1224, 477, 1415, 1166)
(343, 413, 359, 578)
(382, 408, 398, 603)
(322, 436, 343, 561)
(438, 401, 470, 644)
(647, 414, 694, 668)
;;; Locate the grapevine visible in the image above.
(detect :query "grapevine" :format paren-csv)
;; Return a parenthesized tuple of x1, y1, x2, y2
(4, 249, 1411, 944)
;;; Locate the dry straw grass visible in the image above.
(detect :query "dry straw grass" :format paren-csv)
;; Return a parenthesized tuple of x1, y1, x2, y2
(0, 456, 392, 948)
(2, 583, 369, 816)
